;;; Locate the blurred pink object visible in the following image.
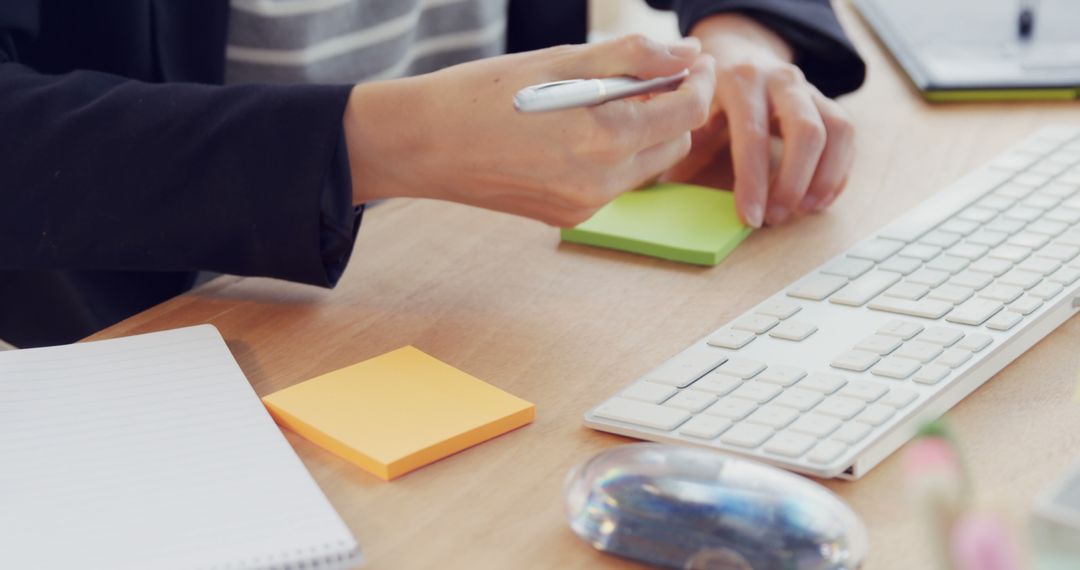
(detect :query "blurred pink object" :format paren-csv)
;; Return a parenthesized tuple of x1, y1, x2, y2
(951, 513, 1020, 570)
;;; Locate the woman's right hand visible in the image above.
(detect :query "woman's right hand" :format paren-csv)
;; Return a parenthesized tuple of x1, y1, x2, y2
(343, 35, 716, 227)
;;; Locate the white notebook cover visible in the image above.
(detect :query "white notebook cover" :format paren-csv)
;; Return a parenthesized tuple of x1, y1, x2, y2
(0, 325, 363, 569)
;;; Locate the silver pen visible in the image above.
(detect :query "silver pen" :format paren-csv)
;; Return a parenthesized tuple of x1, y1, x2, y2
(513, 69, 689, 113)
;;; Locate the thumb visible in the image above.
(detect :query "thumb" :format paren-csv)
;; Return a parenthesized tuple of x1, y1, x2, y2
(566, 34, 701, 79)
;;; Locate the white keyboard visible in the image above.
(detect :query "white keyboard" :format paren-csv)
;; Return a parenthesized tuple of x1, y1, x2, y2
(585, 126, 1080, 479)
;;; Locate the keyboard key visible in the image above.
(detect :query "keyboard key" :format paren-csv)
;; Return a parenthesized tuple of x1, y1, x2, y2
(967, 229, 1009, 247)
(832, 423, 872, 445)
(757, 299, 802, 319)
(816, 396, 866, 420)
(920, 230, 963, 248)
(1003, 206, 1043, 222)
(756, 365, 808, 387)
(789, 414, 842, 437)
(926, 255, 969, 274)
(978, 284, 1024, 303)
(855, 334, 902, 355)
(848, 238, 905, 262)
(878, 320, 924, 340)
(958, 207, 996, 224)
(1008, 232, 1051, 249)
(731, 314, 780, 334)
(839, 381, 889, 402)
(679, 416, 732, 439)
(949, 271, 994, 291)
(1045, 208, 1080, 224)
(621, 382, 677, 404)
(707, 329, 756, 350)
(946, 298, 1004, 326)
(821, 257, 875, 279)
(1009, 295, 1043, 315)
(948, 243, 990, 260)
(900, 243, 943, 261)
(917, 326, 965, 346)
(745, 404, 800, 429)
(986, 311, 1023, 331)
(692, 374, 742, 395)
(987, 217, 1028, 236)
(768, 320, 818, 341)
(885, 282, 930, 300)
(764, 432, 817, 457)
(1028, 281, 1063, 300)
(730, 382, 782, 403)
(714, 358, 767, 379)
(988, 244, 1032, 263)
(1049, 267, 1080, 285)
(593, 398, 690, 431)
(895, 341, 944, 363)
(977, 195, 1015, 211)
(829, 271, 903, 307)
(773, 388, 825, 412)
(856, 404, 896, 426)
(800, 373, 848, 394)
(1037, 244, 1080, 262)
(907, 268, 951, 287)
(1018, 257, 1061, 275)
(936, 348, 973, 368)
(927, 284, 974, 305)
(879, 255, 923, 275)
(808, 441, 848, 464)
(788, 274, 849, 301)
(705, 398, 757, 420)
(998, 269, 1043, 289)
(1027, 220, 1069, 237)
(644, 351, 728, 387)
(939, 218, 980, 236)
(871, 356, 922, 379)
(969, 258, 1012, 277)
(913, 364, 950, 385)
(868, 297, 953, 319)
(880, 388, 918, 409)
(830, 350, 880, 372)
(720, 424, 774, 448)
(664, 389, 719, 413)
(956, 333, 992, 352)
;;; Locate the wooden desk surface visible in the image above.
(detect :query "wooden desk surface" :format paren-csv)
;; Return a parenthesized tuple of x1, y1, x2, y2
(91, 3, 1080, 568)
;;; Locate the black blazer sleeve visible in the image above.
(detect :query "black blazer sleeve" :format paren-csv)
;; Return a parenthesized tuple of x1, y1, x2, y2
(0, 2, 359, 287)
(646, 0, 866, 97)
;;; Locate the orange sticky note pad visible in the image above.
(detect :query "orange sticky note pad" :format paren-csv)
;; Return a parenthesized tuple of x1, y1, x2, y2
(262, 346, 534, 481)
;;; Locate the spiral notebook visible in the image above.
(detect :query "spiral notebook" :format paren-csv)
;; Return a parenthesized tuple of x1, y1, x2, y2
(0, 325, 363, 570)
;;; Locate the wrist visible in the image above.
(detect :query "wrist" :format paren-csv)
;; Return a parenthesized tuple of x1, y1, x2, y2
(343, 79, 427, 205)
(689, 13, 794, 64)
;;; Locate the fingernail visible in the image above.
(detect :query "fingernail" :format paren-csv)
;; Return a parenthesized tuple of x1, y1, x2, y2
(746, 204, 764, 228)
(767, 204, 789, 225)
(799, 194, 819, 212)
(668, 37, 701, 58)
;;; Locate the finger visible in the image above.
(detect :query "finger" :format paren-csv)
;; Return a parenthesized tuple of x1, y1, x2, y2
(594, 54, 716, 151)
(659, 113, 730, 182)
(766, 71, 826, 225)
(625, 133, 694, 190)
(565, 34, 700, 79)
(720, 66, 769, 228)
(800, 91, 855, 212)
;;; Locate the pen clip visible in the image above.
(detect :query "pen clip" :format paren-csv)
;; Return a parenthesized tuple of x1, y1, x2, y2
(525, 79, 588, 92)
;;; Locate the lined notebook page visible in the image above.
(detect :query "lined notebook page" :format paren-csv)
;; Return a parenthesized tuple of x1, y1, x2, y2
(0, 325, 362, 570)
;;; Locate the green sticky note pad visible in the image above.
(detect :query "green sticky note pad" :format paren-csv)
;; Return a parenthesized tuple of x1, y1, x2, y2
(560, 183, 752, 266)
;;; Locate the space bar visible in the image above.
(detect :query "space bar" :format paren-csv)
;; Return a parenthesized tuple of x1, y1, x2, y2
(868, 297, 953, 319)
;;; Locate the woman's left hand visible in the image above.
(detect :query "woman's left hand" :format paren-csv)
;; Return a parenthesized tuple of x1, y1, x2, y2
(663, 13, 856, 228)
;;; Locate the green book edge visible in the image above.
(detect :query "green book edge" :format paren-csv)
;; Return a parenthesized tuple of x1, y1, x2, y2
(924, 88, 1079, 102)
(560, 183, 752, 267)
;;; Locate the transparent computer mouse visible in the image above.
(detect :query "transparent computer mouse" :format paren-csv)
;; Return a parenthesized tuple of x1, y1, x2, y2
(564, 443, 867, 569)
